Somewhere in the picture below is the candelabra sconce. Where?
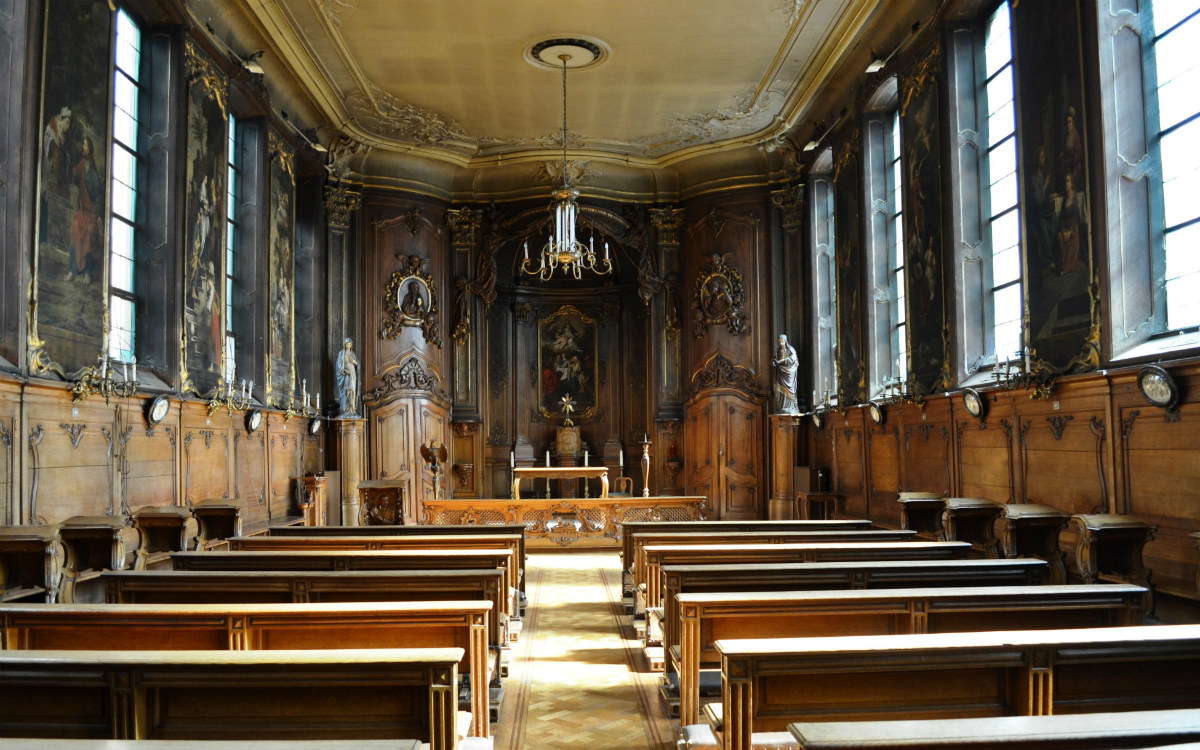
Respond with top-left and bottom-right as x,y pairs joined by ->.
207,377 -> 254,416
72,356 -> 138,405
990,348 -> 1056,400
284,379 -> 321,422
639,433 -> 651,498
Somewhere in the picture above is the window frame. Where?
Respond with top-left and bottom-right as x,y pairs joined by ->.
107,8 -> 142,365
809,150 -> 837,407
864,100 -> 906,397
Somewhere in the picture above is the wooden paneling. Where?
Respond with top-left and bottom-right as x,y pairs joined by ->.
867,423 -> 901,528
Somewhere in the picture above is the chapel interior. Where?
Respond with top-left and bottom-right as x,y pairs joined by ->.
1,0 -> 1200,747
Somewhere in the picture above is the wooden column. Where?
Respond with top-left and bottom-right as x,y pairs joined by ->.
768,414 -> 800,519
334,417 -> 365,526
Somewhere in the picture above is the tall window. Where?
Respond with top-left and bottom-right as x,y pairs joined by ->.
982,2 -> 1022,363
809,155 -> 837,406
224,113 -> 238,384
888,110 -> 907,384
1155,3 -> 1200,330
108,9 -> 141,363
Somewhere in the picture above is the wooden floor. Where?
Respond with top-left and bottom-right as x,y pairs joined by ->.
494,550 -> 675,750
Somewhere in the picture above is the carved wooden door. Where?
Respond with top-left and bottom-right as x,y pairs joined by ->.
685,391 -> 764,519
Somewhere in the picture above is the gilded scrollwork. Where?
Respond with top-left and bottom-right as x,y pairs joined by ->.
692,253 -> 749,338
363,355 -> 449,405
381,256 -> 441,347
184,39 -> 228,117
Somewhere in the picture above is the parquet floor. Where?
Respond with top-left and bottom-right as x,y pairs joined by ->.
493,550 -> 675,750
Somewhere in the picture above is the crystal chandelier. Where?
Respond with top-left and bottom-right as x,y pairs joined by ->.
522,51 -> 612,281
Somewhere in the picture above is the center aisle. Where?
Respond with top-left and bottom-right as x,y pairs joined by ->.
493,550 -> 676,750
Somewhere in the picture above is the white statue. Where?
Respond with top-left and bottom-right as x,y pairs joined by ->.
335,338 -> 360,417
772,334 -> 800,415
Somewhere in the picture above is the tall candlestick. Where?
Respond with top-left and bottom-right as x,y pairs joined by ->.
583,450 -> 588,466
545,451 -> 551,467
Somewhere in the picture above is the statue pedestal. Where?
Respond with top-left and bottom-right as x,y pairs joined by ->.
334,418 -> 366,527
768,414 -> 801,520
555,426 -> 580,498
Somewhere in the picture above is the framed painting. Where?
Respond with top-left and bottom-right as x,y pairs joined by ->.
537,305 -> 598,420
267,129 -> 295,408
31,0 -> 113,375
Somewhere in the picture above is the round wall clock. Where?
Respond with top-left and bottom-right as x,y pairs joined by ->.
246,408 -> 264,433
146,395 -> 170,426
868,401 -> 885,425
1137,365 -> 1179,410
308,417 -> 322,435
962,388 -> 986,420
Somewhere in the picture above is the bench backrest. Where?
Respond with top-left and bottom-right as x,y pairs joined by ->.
0,647 -> 462,748
620,520 -> 872,572
714,624 -> 1200,750
673,583 -> 1145,726
643,541 -> 970,609
170,548 -> 517,615
102,568 -> 507,646
0,600 -> 491,740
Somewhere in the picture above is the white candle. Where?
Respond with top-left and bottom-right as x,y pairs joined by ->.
101,357 -> 107,378
248,381 -> 254,399
583,450 -> 588,466
316,393 -> 320,411
619,448 -> 624,466
131,356 -> 137,381
523,241 -> 530,261
122,361 -> 128,382
604,241 -> 610,261
510,451 -> 515,468
545,451 -> 551,467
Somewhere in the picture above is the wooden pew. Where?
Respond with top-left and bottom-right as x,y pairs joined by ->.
707,624 -> 1200,750
0,600 -> 491,739
229,532 -> 522,592
171,548 -> 518,616
631,529 -> 916,604
0,647 -> 462,748
660,557 -> 1048,677
620,520 -> 873,580
643,541 -> 970,611
786,709 -> 1200,750
102,568 -> 507,647
269,523 -> 528,600
673,583 -> 1145,727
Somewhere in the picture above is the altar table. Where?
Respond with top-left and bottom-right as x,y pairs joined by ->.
511,466 -> 609,499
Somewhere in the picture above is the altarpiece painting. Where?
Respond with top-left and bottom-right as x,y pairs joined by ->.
538,305 -> 598,420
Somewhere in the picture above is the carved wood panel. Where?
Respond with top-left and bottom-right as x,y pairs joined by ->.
955,417 -> 1013,503
868,424 -> 902,527
182,418 -> 231,507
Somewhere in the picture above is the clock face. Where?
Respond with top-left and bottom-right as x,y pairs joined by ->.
963,388 -> 985,419
147,395 -> 169,425
869,402 -> 884,425
246,409 -> 263,433
309,418 -> 322,435
1138,366 -> 1178,409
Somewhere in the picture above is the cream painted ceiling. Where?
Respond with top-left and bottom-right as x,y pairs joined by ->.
232,0 -> 882,168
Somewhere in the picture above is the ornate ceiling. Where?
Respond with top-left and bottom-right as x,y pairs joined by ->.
209,0 -> 886,170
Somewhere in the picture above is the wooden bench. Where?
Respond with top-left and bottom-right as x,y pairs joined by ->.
0,647 -> 462,748
101,567 -> 508,647
707,624 -> 1200,750
673,583 -> 1145,727
269,523 -> 528,601
132,505 -> 199,567
190,498 -> 242,548
643,541 -> 970,611
620,520 -> 873,580
631,529 -> 916,607
0,599 -> 492,738
170,548 -> 519,617
660,557 -> 1048,668
787,709 -> 1200,750
230,532 -> 523,592
0,524 -> 64,603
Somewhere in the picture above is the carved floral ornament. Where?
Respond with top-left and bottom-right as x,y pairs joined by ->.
363,355 -> 449,406
692,253 -> 749,338
685,353 -> 768,401
382,256 -> 441,347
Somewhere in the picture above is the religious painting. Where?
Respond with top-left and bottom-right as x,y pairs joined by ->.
266,130 -> 295,408
382,255 -> 442,347
899,40 -> 950,395
833,129 -> 867,404
1013,0 -> 1097,372
691,252 -> 749,337
180,40 -> 228,394
537,305 -> 598,420
31,0 -> 113,375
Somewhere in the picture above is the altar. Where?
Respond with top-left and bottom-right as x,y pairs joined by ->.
419,495 -> 708,548
511,466 -> 609,500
